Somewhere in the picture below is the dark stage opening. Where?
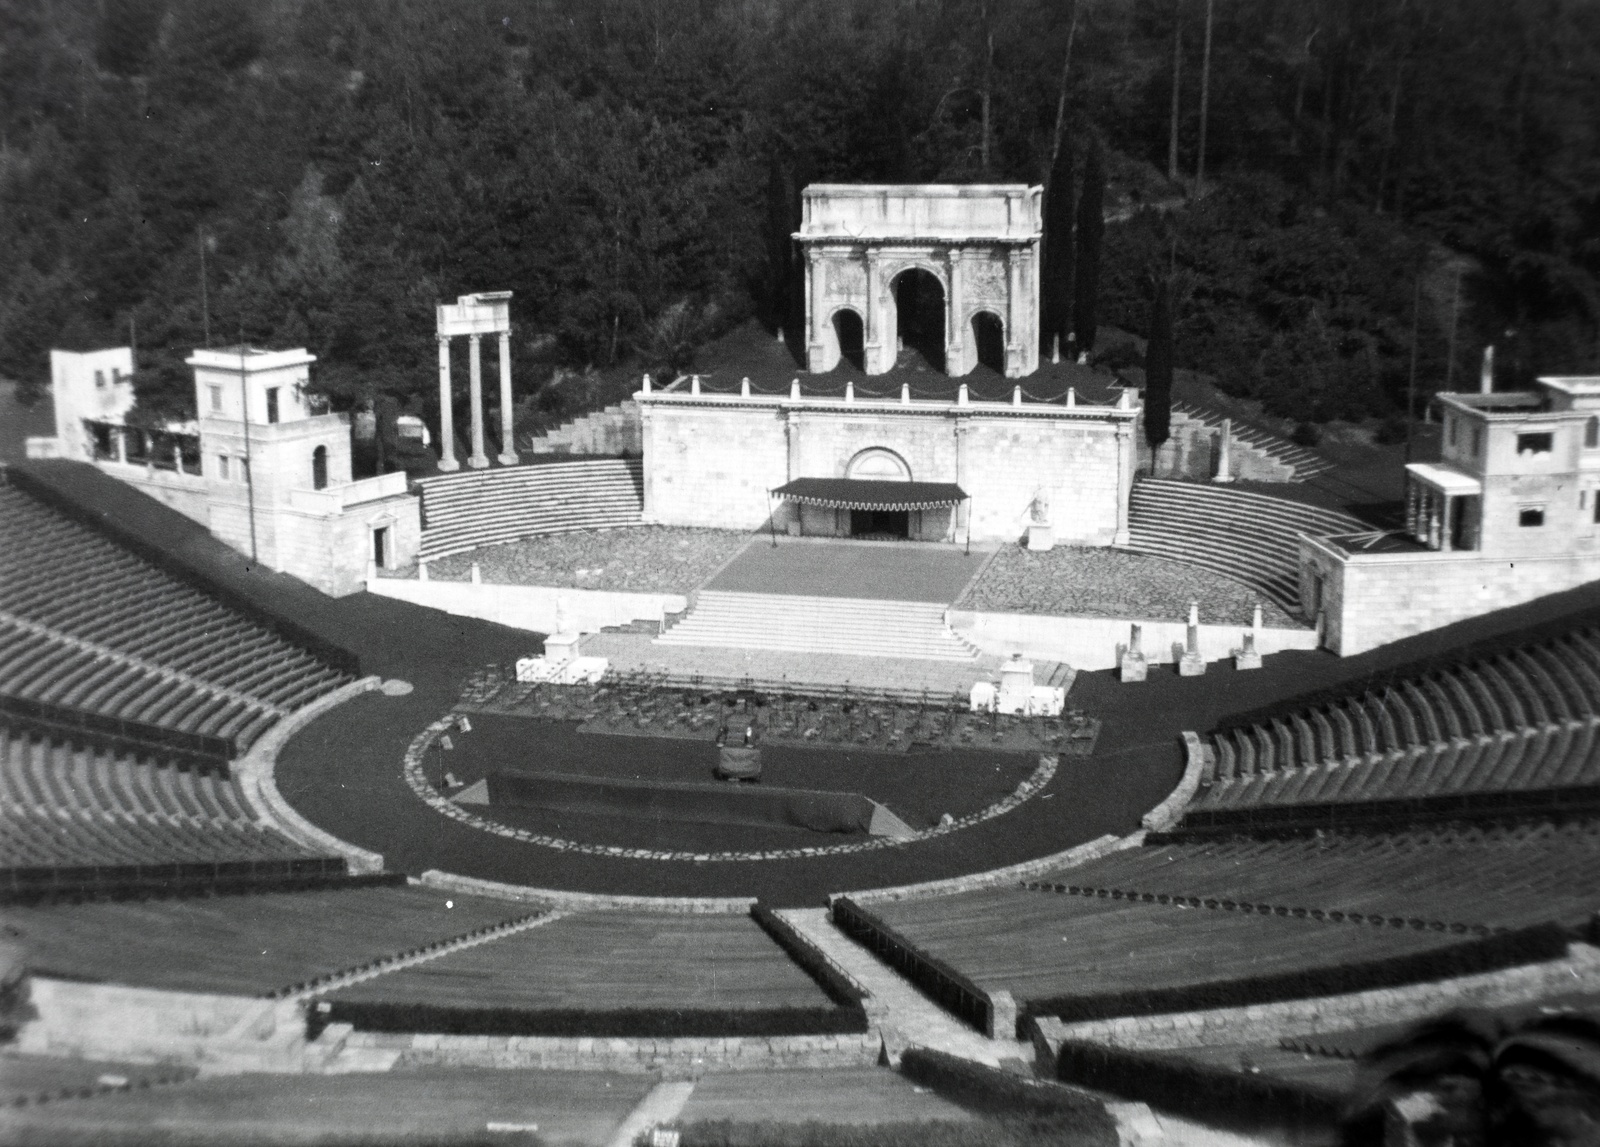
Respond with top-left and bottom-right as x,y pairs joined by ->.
832,309 -> 864,370
973,311 -> 1005,374
850,509 -> 910,539
893,268 -> 945,372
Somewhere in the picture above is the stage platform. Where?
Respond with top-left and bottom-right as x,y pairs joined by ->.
703,538 -> 993,603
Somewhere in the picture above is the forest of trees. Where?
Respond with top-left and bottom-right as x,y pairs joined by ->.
1,0 -> 1596,433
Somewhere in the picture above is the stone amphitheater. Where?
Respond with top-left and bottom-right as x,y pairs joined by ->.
7,346 -> 1600,1147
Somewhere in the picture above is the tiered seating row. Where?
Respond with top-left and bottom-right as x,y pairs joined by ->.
0,724 -> 341,895
0,617 -> 279,746
1125,479 -> 1365,616
416,458 -> 644,561
1195,716 -> 1600,817
0,483 -> 354,749
835,885 -> 1562,1030
7,886 -> 540,995
1025,819 -> 1600,936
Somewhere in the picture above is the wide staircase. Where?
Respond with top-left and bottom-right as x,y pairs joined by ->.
415,457 -> 643,561
523,401 -> 641,457
654,591 -> 980,662
1125,479 -> 1367,617
1170,401 -> 1335,480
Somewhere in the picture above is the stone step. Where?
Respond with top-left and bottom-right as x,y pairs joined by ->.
657,592 -> 978,662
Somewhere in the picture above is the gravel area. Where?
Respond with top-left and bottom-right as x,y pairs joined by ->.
424,526 -> 753,594
960,544 -> 1298,627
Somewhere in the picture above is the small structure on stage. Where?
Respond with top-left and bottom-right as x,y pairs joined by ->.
970,654 -> 1066,716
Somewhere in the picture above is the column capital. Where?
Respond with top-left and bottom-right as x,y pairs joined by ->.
467,332 -> 482,344
436,333 -> 452,346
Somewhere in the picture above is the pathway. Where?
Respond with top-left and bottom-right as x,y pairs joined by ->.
775,907 -> 1032,1069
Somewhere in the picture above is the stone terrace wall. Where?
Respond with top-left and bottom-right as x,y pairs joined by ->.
346,1029 -> 880,1073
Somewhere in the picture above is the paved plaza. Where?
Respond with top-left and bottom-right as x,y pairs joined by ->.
706,537 -> 994,602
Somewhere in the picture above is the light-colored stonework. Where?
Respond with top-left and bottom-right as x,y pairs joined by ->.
638,381 -> 1137,545
1305,375 -> 1600,655
796,185 -> 1042,378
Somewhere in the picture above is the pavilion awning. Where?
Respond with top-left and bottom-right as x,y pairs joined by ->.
771,477 -> 968,511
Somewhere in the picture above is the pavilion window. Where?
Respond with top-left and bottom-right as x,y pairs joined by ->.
1587,417 -> 1599,449
266,387 -> 280,424
1519,506 -> 1545,527
1517,432 -> 1554,455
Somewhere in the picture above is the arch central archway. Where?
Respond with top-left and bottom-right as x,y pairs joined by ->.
831,308 -> 864,371
972,311 -> 1006,375
891,268 -> 946,372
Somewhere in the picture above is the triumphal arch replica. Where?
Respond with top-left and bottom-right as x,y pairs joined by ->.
797,184 -> 1043,379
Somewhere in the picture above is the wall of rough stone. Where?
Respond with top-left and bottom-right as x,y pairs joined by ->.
346,1029 -> 880,1073
1302,539 -> 1600,655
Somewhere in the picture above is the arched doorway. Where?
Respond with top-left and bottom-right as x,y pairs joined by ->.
972,311 -> 1005,375
892,268 -> 945,372
846,447 -> 912,539
831,309 -> 864,371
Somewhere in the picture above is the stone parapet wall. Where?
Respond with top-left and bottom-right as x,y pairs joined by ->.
346,1029 -> 880,1073
93,460 -> 210,524
949,609 -> 1317,671
1027,942 -> 1600,1062
1303,539 -> 1600,655
418,870 -> 756,914
366,576 -> 684,637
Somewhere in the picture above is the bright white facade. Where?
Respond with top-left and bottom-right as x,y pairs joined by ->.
637,377 -> 1137,546
1302,376 -> 1600,654
796,185 -> 1043,379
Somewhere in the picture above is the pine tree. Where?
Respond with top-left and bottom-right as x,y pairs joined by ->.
1040,135 -> 1074,361
1144,277 -> 1174,453
1073,136 -> 1105,356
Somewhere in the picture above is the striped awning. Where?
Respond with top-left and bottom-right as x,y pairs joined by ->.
771,477 -> 968,511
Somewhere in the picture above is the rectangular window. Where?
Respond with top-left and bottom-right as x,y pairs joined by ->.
209,385 -> 223,412
94,370 -> 105,389
1446,416 -> 1457,447
1520,507 -> 1545,527
1472,425 -> 1483,456
1593,495 -> 1600,525
1517,432 -> 1554,454
265,387 -> 279,424
218,455 -> 230,480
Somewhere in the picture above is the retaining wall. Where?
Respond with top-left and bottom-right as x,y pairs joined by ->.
949,608 -> 1318,671
366,577 -> 685,637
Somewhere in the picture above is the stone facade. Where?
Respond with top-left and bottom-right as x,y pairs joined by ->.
1305,375 -> 1600,656
637,383 -> 1137,545
797,185 -> 1042,378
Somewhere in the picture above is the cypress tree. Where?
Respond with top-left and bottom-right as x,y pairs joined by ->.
764,155 -> 795,337
1073,136 -> 1105,355
1144,277 -> 1174,452
1040,136 -> 1074,361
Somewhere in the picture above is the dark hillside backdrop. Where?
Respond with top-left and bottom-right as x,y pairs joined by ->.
1,0 -> 1595,432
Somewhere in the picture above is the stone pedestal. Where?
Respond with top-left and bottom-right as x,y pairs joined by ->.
1119,623 -> 1147,683
997,655 -> 1035,714
1025,522 -> 1054,551
1234,630 -> 1262,671
544,631 -> 582,665
1178,621 -> 1207,676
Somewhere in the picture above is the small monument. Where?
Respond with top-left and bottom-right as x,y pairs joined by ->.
1178,600 -> 1207,676
544,595 -> 581,664
1120,623 -> 1148,683
997,654 -> 1035,714
1025,486 -> 1054,551
1213,418 -> 1235,483
1234,603 -> 1263,670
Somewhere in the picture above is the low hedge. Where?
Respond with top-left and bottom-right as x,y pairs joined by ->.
321,999 -> 869,1039
1026,922 -> 1569,1023
750,903 -> 866,1007
899,1048 -> 1110,1121
1056,1039 -> 1346,1129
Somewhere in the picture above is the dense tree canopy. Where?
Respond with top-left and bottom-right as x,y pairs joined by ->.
1,0 -> 1595,429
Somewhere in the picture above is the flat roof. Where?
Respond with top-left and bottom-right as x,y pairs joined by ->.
1537,376 -> 1600,396
1406,462 -> 1483,496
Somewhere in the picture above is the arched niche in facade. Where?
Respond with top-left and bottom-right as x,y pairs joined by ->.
846,446 -> 913,482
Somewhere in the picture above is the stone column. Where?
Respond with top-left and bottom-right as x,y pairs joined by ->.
1214,419 -> 1234,483
1113,423 -> 1135,546
1004,247 -> 1021,377
1441,494 -> 1454,552
496,331 -> 518,466
806,250 -> 825,372
946,249 -> 965,376
115,426 -> 127,464
785,410 -> 802,482
864,253 -> 881,373
1405,478 -> 1418,539
953,419 -> 970,540
466,333 -> 489,469
437,335 -> 459,471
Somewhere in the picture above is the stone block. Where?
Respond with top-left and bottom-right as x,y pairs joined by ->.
1119,651 -> 1147,682
1025,522 -> 1054,551
1178,651 -> 1207,677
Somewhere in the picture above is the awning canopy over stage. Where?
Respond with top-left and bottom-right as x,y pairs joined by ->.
771,478 -> 968,511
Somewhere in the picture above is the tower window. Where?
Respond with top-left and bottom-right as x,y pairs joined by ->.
312,445 -> 328,490
1517,432 -> 1554,454
265,387 -> 280,424
94,370 -> 106,389
1519,506 -> 1545,527
218,455 -> 230,480
1587,417 -> 1598,449
1472,425 -> 1483,456
209,385 -> 223,412
1446,416 -> 1457,447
